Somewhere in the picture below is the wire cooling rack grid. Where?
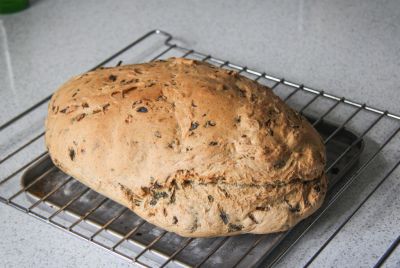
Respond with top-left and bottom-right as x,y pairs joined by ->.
0,30 -> 399,267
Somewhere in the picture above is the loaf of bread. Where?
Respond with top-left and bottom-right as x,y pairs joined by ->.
45,58 -> 327,237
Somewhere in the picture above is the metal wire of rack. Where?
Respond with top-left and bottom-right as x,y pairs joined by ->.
0,30 -> 399,267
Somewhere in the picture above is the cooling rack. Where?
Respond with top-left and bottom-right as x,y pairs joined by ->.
0,30 -> 399,268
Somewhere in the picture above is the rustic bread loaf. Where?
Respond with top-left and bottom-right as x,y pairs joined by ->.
45,58 -> 327,237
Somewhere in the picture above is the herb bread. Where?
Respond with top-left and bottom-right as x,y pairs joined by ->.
45,58 -> 327,237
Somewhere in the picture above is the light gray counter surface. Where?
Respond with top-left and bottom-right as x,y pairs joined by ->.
0,0 -> 399,267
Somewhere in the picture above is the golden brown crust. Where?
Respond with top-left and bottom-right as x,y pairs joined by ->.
45,58 -> 327,237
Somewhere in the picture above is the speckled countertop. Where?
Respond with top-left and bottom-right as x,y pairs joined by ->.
0,0 -> 399,267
